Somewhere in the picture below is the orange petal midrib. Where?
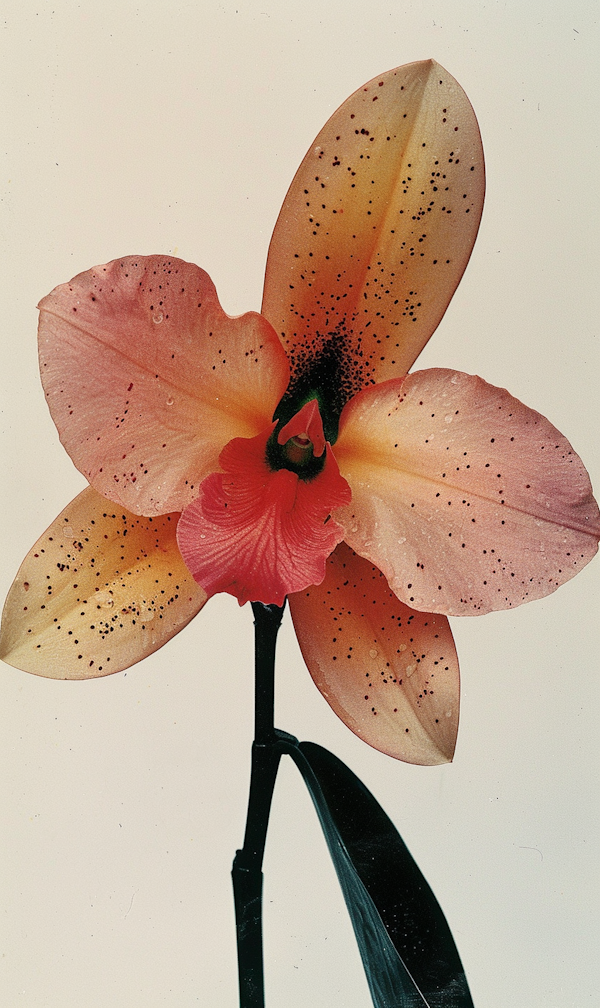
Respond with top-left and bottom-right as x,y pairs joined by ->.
337,453 -> 599,538
263,59 -> 483,347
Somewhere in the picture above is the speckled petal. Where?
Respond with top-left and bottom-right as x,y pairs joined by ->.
262,60 -> 484,404
289,543 -> 459,765
0,487 -> 207,679
334,370 -> 600,616
38,256 -> 290,516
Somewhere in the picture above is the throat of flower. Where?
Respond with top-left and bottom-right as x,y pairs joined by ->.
176,420 -> 351,607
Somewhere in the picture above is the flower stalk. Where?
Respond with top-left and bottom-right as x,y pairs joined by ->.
232,601 -> 286,1008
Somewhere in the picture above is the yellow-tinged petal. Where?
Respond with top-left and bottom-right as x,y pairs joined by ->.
262,60 -> 484,401
289,543 -> 459,765
0,487 -> 207,679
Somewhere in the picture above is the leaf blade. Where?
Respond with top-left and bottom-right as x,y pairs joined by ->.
286,739 -> 473,1007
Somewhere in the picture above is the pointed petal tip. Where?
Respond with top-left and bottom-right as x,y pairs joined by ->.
0,487 -> 207,680
262,60 -> 485,395
290,543 -> 460,765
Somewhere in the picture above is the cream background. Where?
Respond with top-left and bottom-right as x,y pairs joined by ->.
1,2 -> 598,1006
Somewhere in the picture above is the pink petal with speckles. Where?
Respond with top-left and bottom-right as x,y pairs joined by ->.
334,369 -> 600,616
38,256 -> 290,517
289,543 -> 459,765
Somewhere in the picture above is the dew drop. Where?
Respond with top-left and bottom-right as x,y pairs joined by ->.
62,525 -> 74,537
398,642 -> 407,652
444,414 -> 454,424
166,397 -> 174,406
369,648 -> 378,658
152,313 -> 163,324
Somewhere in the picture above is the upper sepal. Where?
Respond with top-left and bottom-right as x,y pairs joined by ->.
262,60 -> 484,403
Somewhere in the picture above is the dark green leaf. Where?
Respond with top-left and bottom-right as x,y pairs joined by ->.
282,738 -> 473,1008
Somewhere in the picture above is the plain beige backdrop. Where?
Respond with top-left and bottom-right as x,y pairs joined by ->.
1,2 -> 599,1006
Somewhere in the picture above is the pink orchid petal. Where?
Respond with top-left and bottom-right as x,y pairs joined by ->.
334,370 -> 600,616
277,398 -> 326,457
262,60 -> 484,400
289,543 -> 459,765
177,427 -> 351,607
38,256 -> 290,516
0,487 -> 207,679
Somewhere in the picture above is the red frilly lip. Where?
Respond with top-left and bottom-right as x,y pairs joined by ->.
177,409 -> 351,606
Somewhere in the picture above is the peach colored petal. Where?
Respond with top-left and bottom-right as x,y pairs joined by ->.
262,60 -> 484,405
38,256 -> 290,516
0,487 -> 207,679
334,370 -> 600,616
289,543 -> 459,765
177,427 -> 351,607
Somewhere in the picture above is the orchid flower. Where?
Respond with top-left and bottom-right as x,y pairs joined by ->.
1,61 -> 598,770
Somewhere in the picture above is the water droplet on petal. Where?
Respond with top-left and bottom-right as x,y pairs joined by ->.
152,313 -> 163,324
166,397 -> 174,406
444,414 -> 453,424
62,525 -> 74,537
398,642 -> 407,652
369,648 -> 378,658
